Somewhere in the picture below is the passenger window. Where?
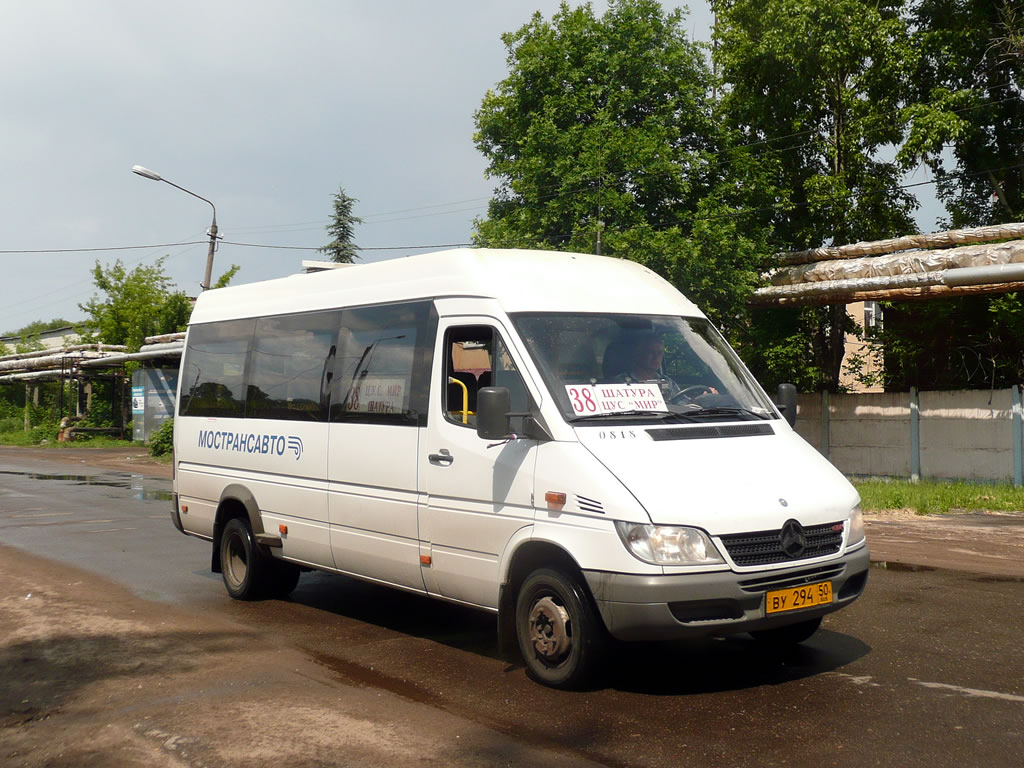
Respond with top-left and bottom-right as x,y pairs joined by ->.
246,311 -> 340,422
444,326 -> 530,429
179,319 -> 254,417
330,301 -> 435,426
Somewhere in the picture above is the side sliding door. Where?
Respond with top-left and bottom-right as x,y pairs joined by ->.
327,300 -> 436,591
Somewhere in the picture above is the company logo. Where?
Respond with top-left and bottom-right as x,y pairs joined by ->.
779,519 -> 807,559
197,429 -> 304,460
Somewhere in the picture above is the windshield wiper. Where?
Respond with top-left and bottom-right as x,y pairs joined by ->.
690,406 -> 772,421
569,410 -> 699,423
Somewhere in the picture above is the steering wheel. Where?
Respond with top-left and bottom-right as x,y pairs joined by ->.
670,384 -> 714,403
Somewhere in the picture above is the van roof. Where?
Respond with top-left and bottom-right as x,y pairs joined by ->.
188,248 -> 704,324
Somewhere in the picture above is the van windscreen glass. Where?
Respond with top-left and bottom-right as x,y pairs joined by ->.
511,313 -> 776,423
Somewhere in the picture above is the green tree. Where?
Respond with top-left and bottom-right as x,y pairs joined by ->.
320,187 -> 362,263
713,0 -> 918,391
902,0 -> 1024,227
869,0 -> 1024,390
3,318 -> 77,337
212,263 -> 241,289
79,257 -> 191,351
473,0 -> 777,338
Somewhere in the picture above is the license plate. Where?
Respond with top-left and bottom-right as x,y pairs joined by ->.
765,580 -> 833,614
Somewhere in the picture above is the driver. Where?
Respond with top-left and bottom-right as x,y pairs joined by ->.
616,333 -> 680,399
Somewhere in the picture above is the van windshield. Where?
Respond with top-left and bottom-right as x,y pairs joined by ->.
511,313 -> 777,424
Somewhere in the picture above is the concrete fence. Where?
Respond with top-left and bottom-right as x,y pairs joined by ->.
794,387 -> 1024,485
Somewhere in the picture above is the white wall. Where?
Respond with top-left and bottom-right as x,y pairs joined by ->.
795,388 -> 1023,484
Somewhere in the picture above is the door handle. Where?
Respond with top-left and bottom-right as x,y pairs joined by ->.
429,448 -> 454,466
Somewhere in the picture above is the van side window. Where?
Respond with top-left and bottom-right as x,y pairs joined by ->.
179,319 -> 255,417
444,326 -> 529,429
330,301 -> 435,426
246,310 -> 341,422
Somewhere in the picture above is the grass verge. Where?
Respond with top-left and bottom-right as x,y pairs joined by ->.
0,431 -> 140,449
853,478 -> 1024,515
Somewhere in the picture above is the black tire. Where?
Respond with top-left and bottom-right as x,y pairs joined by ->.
750,616 -> 822,646
515,568 -> 606,689
219,517 -> 270,600
270,560 -> 302,598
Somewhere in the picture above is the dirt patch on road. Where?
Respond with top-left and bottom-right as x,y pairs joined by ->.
0,545 -> 600,768
864,510 -> 1024,578
0,445 -> 170,479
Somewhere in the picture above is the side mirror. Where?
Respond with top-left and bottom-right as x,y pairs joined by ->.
776,383 -> 797,427
477,386 -> 511,440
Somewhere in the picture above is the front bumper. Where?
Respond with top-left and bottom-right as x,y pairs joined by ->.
583,545 -> 869,641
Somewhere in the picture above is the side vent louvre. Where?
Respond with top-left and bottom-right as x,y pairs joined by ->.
576,495 -> 605,514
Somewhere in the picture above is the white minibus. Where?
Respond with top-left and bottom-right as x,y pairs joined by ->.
171,248 -> 868,687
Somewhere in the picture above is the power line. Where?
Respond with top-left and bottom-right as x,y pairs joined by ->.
0,241 -> 207,255
221,240 -> 474,252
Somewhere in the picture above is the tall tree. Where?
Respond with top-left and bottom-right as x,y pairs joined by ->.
874,0 -> 1024,390
902,0 -> 1024,227
713,0 -> 918,390
320,186 -> 362,263
474,0 -> 777,338
79,257 -> 191,351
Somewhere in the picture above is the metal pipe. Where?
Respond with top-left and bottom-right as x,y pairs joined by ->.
941,262 -> 1024,287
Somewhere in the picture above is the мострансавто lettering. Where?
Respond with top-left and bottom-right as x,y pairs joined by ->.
198,430 -> 287,456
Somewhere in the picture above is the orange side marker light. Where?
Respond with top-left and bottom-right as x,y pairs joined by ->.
545,491 -> 567,510
279,524 -> 288,535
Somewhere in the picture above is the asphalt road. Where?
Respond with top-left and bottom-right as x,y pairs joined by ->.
2,448 -> 1023,767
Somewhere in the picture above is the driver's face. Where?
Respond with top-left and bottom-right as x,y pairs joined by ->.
637,340 -> 664,371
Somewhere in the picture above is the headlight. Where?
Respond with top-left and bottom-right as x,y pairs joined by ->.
847,505 -> 865,546
615,521 -> 724,565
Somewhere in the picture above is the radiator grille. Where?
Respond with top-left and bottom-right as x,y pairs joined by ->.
720,522 -> 843,566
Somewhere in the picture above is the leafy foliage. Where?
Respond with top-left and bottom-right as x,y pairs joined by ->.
474,0 -> 776,342
902,0 -> 1024,227
713,0 -> 919,390
3,318 -> 77,338
878,0 -> 1024,388
79,257 -> 191,351
878,294 -> 1024,389
148,417 -> 174,457
320,187 -> 362,263
212,264 -> 241,289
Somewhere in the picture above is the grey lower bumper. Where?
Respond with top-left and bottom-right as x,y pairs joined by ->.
583,546 -> 870,642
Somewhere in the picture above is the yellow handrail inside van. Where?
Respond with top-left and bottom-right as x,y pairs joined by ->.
448,376 -> 469,424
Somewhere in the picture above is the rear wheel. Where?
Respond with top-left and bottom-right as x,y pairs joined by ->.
219,517 -> 270,600
515,568 -> 605,689
751,616 -> 822,646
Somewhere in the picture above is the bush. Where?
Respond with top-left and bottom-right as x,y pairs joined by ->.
149,418 -> 174,457
0,415 -> 23,433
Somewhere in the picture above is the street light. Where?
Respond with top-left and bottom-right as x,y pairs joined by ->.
132,165 -> 219,291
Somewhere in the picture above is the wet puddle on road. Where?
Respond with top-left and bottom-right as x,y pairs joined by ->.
0,470 -> 173,501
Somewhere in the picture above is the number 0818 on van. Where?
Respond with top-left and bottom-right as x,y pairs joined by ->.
170,248 -> 869,688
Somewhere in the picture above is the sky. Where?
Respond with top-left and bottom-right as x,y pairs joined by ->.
1,1 -> 939,336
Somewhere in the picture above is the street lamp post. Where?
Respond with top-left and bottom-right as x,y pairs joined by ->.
132,165 -> 219,291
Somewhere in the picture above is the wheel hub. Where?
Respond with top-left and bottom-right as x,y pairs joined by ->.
528,596 -> 572,661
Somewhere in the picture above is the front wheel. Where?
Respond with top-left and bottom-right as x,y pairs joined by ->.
515,568 -> 606,688
219,517 -> 270,600
750,616 -> 822,646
